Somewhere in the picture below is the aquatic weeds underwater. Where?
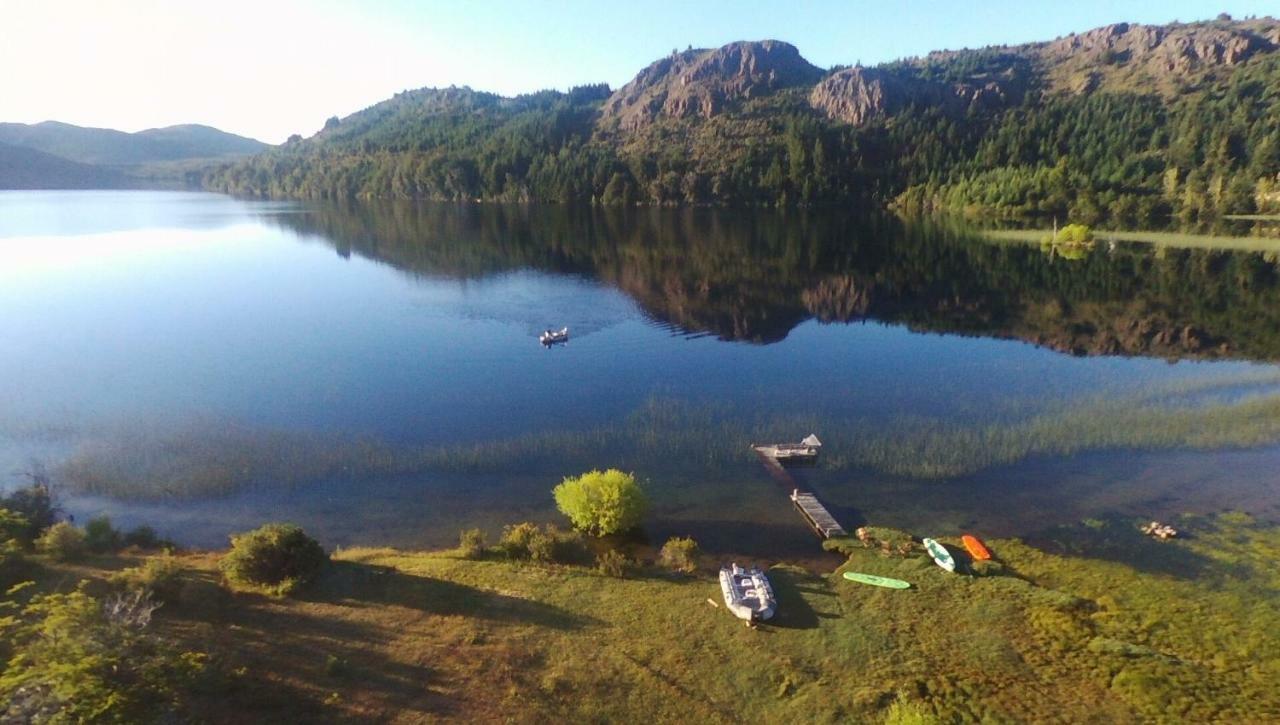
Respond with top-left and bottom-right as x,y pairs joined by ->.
53,373 -> 1280,500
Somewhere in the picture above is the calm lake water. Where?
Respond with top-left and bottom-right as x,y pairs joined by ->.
3,190 -> 1280,560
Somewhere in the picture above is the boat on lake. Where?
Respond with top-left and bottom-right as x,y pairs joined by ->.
539,327 -> 569,345
922,538 -> 956,572
719,564 -> 776,621
842,571 -> 911,589
751,434 -> 822,463
961,535 -> 991,560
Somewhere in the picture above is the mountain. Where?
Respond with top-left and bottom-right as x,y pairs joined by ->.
0,141 -> 124,189
205,16 -> 1280,223
0,121 -> 267,165
600,40 -> 822,131
0,121 -> 269,190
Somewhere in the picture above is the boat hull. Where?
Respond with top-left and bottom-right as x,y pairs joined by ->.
962,535 -> 992,560
719,565 -> 776,621
922,538 -> 956,572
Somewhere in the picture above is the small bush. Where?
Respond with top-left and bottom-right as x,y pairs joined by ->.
458,528 -> 486,559
112,553 -> 184,602
123,525 -> 164,549
659,536 -> 700,573
0,508 -> 28,546
499,522 -> 586,564
498,522 -> 541,559
84,515 -> 122,553
595,548 -> 630,578
219,523 -> 327,596
36,521 -> 86,561
553,469 -> 647,536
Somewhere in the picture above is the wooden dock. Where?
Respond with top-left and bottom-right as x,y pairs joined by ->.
789,489 -> 847,539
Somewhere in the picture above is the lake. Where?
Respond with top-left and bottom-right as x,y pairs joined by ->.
3,190 -> 1280,560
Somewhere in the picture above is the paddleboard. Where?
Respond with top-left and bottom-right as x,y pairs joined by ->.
922,538 -> 956,572
843,571 -> 911,589
962,534 -> 992,560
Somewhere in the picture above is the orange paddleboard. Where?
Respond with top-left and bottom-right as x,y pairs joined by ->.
962,535 -> 991,560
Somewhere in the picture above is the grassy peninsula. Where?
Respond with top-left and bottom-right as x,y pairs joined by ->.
4,506 -> 1279,722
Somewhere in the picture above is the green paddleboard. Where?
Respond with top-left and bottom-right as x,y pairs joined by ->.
843,571 -> 911,589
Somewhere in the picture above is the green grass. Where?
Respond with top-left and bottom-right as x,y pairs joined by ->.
986,227 -> 1280,252
14,512 -> 1280,722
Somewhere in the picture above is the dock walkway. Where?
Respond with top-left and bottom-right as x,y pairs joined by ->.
789,489 -> 847,539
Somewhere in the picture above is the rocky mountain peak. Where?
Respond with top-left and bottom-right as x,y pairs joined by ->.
601,40 -> 822,131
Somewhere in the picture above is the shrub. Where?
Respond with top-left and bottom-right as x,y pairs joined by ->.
0,508 -> 29,547
0,582 -> 205,723
219,523 -> 327,596
458,528 -> 486,559
595,548 -> 630,578
84,515 -> 122,553
498,522 -> 541,559
111,553 -> 184,602
123,525 -> 163,549
498,522 -> 586,564
553,469 -> 648,536
659,536 -> 700,574
1,484 -> 57,544
36,521 -> 86,561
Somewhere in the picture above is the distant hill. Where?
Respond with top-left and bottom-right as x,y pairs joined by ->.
0,121 -> 269,190
0,141 -> 124,189
0,121 -> 268,165
206,16 -> 1280,223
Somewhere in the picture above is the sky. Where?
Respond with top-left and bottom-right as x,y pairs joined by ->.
1,0 -> 1275,144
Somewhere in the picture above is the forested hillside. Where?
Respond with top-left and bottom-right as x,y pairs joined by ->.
205,16 -> 1280,222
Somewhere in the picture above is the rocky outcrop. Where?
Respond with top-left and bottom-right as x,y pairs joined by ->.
809,62 -> 1028,126
601,40 -> 822,131
1045,21 -> 1276,76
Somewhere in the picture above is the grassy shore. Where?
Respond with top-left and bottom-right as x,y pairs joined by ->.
14,512 -> 1280,722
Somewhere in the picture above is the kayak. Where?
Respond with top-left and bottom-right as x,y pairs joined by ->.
962,534 -> 992,560
843,571 -> 911,589
922,538 -> 956,572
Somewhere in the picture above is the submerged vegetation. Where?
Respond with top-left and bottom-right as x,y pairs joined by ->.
53,372 -> 1280,503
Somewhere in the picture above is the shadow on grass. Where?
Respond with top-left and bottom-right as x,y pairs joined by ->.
1023,514 -> 1217,580
302,560 -> 599,630
766,566 -> 839,630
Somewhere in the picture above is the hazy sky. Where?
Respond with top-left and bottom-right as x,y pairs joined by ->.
1,0 -> 1274,144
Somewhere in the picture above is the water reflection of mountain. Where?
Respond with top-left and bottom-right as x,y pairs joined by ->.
262,201 -> 1280,360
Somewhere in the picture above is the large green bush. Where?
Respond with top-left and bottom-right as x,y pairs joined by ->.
219,523 -> 327,596
552,469 -> 648,536
35,522 -> 86,562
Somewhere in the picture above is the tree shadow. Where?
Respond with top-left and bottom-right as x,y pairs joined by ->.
300,560 -> 599,630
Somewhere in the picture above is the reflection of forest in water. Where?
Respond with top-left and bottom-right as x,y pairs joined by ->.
264,201 -> 1280,360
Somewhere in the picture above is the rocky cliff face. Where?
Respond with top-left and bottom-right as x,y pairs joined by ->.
808,62 -> 1028,126
1045,21 -> 1275,74
600,40 -> 822,131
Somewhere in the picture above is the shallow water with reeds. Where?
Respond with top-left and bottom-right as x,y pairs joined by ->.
3,191 -> 1280,560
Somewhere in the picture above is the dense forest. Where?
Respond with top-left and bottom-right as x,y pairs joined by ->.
205,17 -> 1280,222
